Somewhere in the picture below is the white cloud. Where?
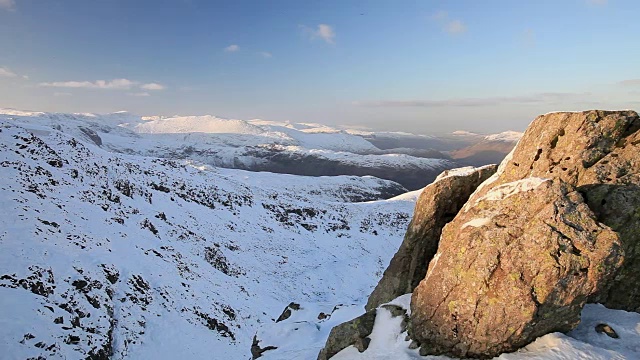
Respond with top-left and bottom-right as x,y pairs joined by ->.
0,0 -> 16,11
445,20 -> 466,34
0,66 -> 29,80
224,44 -> 240,52
0,67 -> 17,77
53,92 -> 72,97
140,82 -> 166,90
317,24 -> 335,44
430,11 -> 466,36
129,92 -> 151,97
259,51 -> 273,58
38,78 -> 137,90
301,24 -> 336,44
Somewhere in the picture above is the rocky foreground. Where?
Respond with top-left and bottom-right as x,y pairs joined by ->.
319,110 -> 640,359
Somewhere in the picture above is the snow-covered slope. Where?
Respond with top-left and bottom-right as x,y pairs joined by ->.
0,121 -> 416,359
258,295 -> 640,360
0,109 -> 458,191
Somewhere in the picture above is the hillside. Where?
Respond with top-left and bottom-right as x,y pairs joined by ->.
450,131 -> 523,166
0,120 -> 416,359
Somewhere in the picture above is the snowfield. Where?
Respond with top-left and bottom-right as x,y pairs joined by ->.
0,121 -> 415,359
483,130 -> 523,143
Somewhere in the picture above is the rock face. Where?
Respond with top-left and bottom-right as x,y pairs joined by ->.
365,165 -> 497,311
582,183 -> 640,311
410,178 -> 623,358
464,110 -> 640,312
409,110 -> 640,358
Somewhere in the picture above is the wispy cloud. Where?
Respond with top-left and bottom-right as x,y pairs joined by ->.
0,66 -> 17,77
0,0 -> 16,11
301,24 -> 336,44
618,79 -> 640,87
354,92 -> 595,108
430,11 -> 466,35
259,51 -> 273,58
38,78 -> 167,92
38,78 -> 137,90
128,92 -> 151,97
140,82 -> 166,90
224,44 -> 240,52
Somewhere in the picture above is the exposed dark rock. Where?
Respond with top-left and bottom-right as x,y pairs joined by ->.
242,145 -> 458,191
251,334 -> 278,359
595,323 -> 619,338
366,165 -> 497,311
276,302 -> 301,323
78,126 -> 103,146
194,310 -> 235,340
317,310 -> 376,360
65,335 -> 80,345
353,337 -> 371,352
72,279 -> 88,290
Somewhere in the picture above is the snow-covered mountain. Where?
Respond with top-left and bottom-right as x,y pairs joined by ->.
0,109 -> 459,191
0,120 -> 416,359
483,130 -> 524,142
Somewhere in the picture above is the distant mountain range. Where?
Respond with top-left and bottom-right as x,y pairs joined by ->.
0,109 -> 522,191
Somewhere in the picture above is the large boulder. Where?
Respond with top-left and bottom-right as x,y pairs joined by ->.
365,165 -> 497,311
463,110 -> 640,312
410,178 -> 623,358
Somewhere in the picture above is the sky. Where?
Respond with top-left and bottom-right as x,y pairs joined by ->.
0,0 -> 639,134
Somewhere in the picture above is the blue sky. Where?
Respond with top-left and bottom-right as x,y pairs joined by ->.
0,0 -> 639,133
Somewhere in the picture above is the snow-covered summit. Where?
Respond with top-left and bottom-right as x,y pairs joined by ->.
484,130 -> 524,142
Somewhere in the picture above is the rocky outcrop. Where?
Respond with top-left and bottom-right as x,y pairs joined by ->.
365,165 -> 497,311
408,110 -> 640,358
317,310 -> 376,360
410,178 -> 623,358
463,110 -> 640,312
